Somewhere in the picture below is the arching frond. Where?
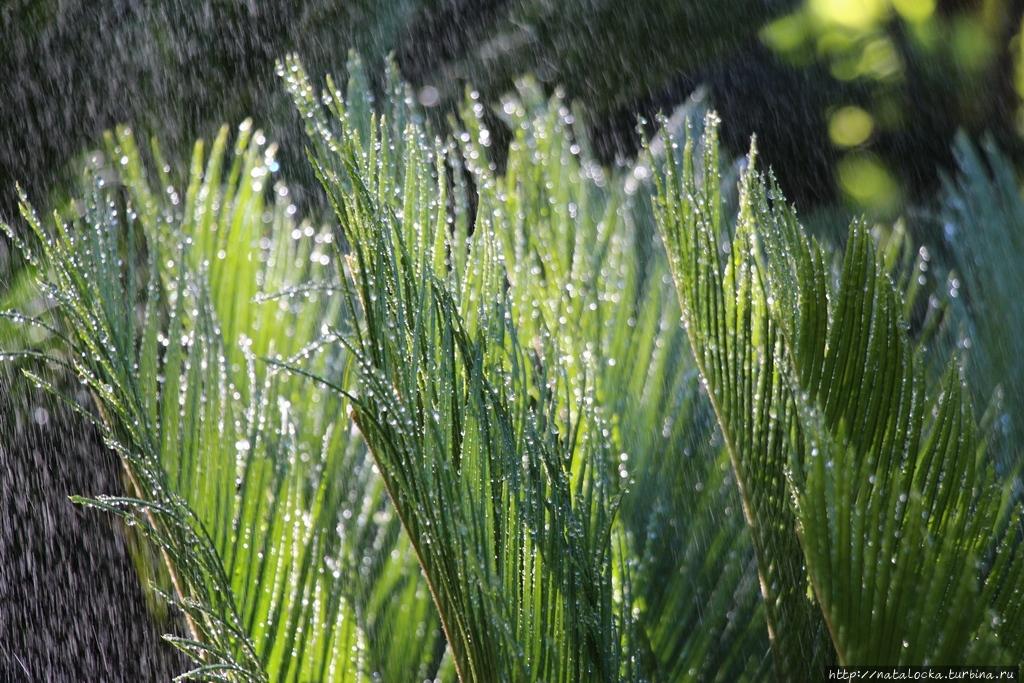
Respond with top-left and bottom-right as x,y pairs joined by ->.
652,116 -> 835,679
2,118 -> 442,682
460,84 -> 771,681
652,113 -> 1024,668
283,54 -> 639,683
939,134 -> 1024,475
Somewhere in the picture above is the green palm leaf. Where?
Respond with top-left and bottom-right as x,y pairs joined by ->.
459,84 -> 771,681
283,55 -> 640,683
12,45 -> 1024,683
652,115 -> 835,679
939,133 -> 1024,475
652,112 -> 1024,668
2,115 -> 442,681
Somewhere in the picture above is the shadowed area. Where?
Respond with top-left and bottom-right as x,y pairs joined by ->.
0,373 -> 187,682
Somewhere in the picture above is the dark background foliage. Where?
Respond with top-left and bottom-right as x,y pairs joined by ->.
3,0 -> 1022,224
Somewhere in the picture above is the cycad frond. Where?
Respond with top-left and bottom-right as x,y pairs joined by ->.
652,113 -> 1024,668
283,55 -> 637,683
939,134 -> 1024,474
652,115 -> 835,679
460,84 -> 771,680
2,117 -> 441,681
13,48 -> 1024,683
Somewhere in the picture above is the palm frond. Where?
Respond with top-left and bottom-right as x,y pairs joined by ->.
652,112 -> 1024,667
2,116 -> 441,681
12,44 -> 1024,683
282,55 -> 641,683
938,134 -> 1024,475
459,84 -> 771,680
651,115 -> 835,679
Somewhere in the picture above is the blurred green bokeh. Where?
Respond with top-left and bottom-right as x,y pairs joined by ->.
2,0 -> 1022,229
762,0 -> 1024,215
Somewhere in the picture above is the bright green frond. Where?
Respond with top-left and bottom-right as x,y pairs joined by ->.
2,117 -> 442,681
283,55 -> 638,683
460,82 -> 771,681
652,115 -> 836,679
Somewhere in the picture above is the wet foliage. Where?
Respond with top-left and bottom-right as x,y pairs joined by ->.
4,46 -> 1024,682
652,114 -> 1024,670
